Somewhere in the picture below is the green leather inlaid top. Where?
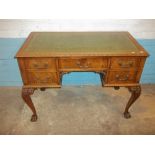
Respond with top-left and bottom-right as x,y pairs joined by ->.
24,32 -> 140,53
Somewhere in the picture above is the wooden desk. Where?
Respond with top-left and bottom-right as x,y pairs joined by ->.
15,32 -> 149,122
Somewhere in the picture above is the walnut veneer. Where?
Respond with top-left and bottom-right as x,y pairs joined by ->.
15,32 -> 149,122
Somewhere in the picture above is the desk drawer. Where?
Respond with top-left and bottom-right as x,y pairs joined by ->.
59,58 -> 108,70
26,71 -> 58,85
107,70 -> 137,84
110,57 -> 139,69
24,58 -> 57,71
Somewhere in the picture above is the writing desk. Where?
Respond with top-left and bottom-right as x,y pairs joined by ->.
15,32 -> 149,122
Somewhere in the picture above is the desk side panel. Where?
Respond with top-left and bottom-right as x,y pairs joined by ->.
17,58 -> 28,85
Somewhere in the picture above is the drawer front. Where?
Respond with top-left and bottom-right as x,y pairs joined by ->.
26,71 -> 59,85
59,58 -> 108,70
107,71 -> 137,84
110,57 -> 139,69
24,58 -> 57,70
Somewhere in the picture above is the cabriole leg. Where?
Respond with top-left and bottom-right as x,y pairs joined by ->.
124,86 -> 141,119
22,88 -> 38,122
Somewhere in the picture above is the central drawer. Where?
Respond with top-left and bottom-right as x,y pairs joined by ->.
59,57 -> 108,70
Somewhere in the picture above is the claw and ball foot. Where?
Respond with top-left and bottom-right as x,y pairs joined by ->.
124,86 -> 141,119
124,112 -> 131,119
22,88 -> 38,122
31,114 -> 38,122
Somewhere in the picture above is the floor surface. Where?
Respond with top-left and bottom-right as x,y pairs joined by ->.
0,85 -> 155,135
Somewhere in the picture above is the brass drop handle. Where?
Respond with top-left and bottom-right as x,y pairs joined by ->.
33,63 -> 39,68
76,61 -> 83,68
35,77 -> 51,82
115,74 -> 129,81
118,61 -> 133,68
76,60 -> 90,68
43,63 -> 48,68
84,62 -> 90,68
35,77 -> 40,81
45,77 -> 51,81
33,63 -> 48,69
